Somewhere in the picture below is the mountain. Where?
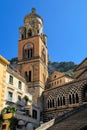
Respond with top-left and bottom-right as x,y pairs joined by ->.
48,61 -> 77,76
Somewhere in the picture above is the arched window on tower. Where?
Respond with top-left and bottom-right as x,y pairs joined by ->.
22,34 -> 24,40
25,71 -> 32,82
23,43 -> 33,59
28,29 -> 32,37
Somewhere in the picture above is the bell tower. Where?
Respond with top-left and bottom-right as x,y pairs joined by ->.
18,8 -> 48,110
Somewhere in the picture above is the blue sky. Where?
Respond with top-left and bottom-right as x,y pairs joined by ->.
0,0 -> 87,64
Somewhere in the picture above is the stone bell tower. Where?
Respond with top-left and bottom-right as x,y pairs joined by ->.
18,8 -> 48,110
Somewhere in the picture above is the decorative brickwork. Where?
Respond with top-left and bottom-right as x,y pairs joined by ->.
43,58 -> 87,122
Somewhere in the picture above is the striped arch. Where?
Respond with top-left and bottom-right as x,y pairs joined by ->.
56,93 -> 66,107
47,96 -> 55,109
68,88 -> 79,104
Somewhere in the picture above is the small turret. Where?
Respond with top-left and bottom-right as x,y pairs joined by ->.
19,27 -> 26,40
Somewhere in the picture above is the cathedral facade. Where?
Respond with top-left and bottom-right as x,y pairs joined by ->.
17,8 -> 87,123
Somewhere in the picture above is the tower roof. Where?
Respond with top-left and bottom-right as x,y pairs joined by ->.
24,8 -> 43,23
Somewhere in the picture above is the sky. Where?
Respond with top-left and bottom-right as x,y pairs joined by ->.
0,0 -> 87,64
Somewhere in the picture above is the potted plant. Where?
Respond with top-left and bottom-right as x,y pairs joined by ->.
1,106 -> 16,120
1,106 -> 16,130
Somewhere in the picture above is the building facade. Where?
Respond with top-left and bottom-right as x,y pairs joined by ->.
46,71 -> 73,89
43,58 -> 87,122
4,65 -> 32,107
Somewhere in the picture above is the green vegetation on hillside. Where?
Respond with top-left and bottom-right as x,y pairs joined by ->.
48,61 -> 77,76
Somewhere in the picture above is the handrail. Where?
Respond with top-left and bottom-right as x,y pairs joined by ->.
35,119 -> 55,130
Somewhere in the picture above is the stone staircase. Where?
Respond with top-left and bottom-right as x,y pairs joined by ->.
47,104 -> 87,130
36,104 -> 87,130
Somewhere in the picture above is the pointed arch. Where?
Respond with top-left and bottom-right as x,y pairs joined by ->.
47,96 -> 55,108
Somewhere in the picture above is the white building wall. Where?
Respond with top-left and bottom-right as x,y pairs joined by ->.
4,68 -> 32,107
